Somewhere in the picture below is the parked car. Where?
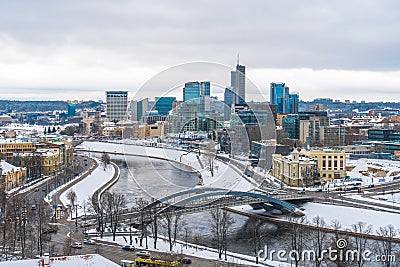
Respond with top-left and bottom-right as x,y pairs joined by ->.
136,251 -> 151,258
122,245 -> 135,251
270,190 -> 278,195
83,238 -> 96,245
367,184 -> 375,188
297,190 -> 306,194
178,257 -> 192,264
70,242 -> 83,249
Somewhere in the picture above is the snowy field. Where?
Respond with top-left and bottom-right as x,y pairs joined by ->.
59,159 -> 116,218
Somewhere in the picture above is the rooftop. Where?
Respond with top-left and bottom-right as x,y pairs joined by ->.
0,254 -> 118,267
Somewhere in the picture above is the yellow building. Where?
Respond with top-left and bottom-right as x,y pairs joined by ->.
1,161 -> 27,191
303,149 -> 346,181
272,149 -> 318,187
0,139 -> 36,161
138,124 -> 163,139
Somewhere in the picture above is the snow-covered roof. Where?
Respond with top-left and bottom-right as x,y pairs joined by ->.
0,254 -> 119,267
1,161 -> 19,175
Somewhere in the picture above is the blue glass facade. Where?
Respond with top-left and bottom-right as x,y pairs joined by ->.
270,83 -> 298,114
67,104 -> 76,117
183,81 -> 210,102
183,82 -> 201,102
154,97 -> 176,116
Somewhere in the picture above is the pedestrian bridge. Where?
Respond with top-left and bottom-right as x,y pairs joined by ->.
142,187 -> 309,217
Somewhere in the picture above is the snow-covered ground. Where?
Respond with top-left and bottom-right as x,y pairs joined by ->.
0,254 -> 118,267
346,193 -> 400,209
78,141 -> 254,192
346,158 -> 400,186
235,202 -> 400,233
93,234 -> 290,267
59,159 -> 116,218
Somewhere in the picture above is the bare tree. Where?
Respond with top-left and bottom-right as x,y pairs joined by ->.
301,166 -> 320,187
102,192 -> 127,241
209,208 -> 235,260
328,220 -> 352,267
101,152 -> 111,170
204,141 -> 216,176
351,222 -> 372,267
287,216 -> 307,267
375,225 -> 397,267
159,206 -> 183,251
309,216 -> 327,267
66,190 -> 77,218
133,198 -> 149,248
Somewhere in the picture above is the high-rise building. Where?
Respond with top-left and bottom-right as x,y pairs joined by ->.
288,93 -> 299,114
270,82 -> 288,114
153,97 -> 176,116
131,98 -> 149,122
183,81 -> 210,102
270,83 -> 298,114
183,82 -> 201,102
200,81 -> 210,97
67,104 -> 76,117
106,91 -> 128,122
231,62 -> 246,105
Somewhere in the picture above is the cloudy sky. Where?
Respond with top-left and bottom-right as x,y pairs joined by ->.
0,0 -> 399,101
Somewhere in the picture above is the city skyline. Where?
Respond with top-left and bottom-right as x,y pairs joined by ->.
0,1 -> 400,101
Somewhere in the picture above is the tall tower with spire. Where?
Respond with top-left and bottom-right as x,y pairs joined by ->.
230,55 -> 246,105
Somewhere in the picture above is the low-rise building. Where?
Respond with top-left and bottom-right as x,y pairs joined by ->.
1,160 -> 27,191
303,149 -> 346,181
272,149 -> 318,187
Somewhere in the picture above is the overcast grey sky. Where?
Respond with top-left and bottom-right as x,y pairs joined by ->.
0,0 -> 399,101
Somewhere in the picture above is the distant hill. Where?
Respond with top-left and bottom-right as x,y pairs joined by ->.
0,100 -> 103,112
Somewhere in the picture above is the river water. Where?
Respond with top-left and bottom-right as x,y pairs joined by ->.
107,155 -> 292,257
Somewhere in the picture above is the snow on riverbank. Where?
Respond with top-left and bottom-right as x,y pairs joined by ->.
235,201 -> 400,233
59,159 -> 116,218
78,141 -> 254,192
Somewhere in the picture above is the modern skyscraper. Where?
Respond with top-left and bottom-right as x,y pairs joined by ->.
288,93 -> 299,114
183,81 -> 210,102
230,60 -> 246,105
153,97 -> 176,115
131,98 -> 149,121
67,104 -> 76,117
200,81 -> 210,97
106,91 -> 128,122
270,83 -> 298,114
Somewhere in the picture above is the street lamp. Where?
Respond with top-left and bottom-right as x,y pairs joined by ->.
21,205 -> 27,259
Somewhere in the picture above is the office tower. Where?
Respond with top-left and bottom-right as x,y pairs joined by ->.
288,93 -> 299,114
183,82 -> 201,102
67,104 -> 76,117
270,83 -> 298,114
153,97 -> 176,115
200,81 -> 210,97
270,82 -> 288,114
131,98 -> 149,121
230,60 -> 246,105
106,91 -> 128,122
183,81 -> 210,102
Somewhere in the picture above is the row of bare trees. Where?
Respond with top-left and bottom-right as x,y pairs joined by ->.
246,215 -> 400,267
0,196 -> 55,261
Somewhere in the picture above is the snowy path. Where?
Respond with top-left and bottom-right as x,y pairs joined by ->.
59,159 -> 116,218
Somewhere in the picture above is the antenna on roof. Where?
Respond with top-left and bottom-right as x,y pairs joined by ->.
237,53 -> 240,66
